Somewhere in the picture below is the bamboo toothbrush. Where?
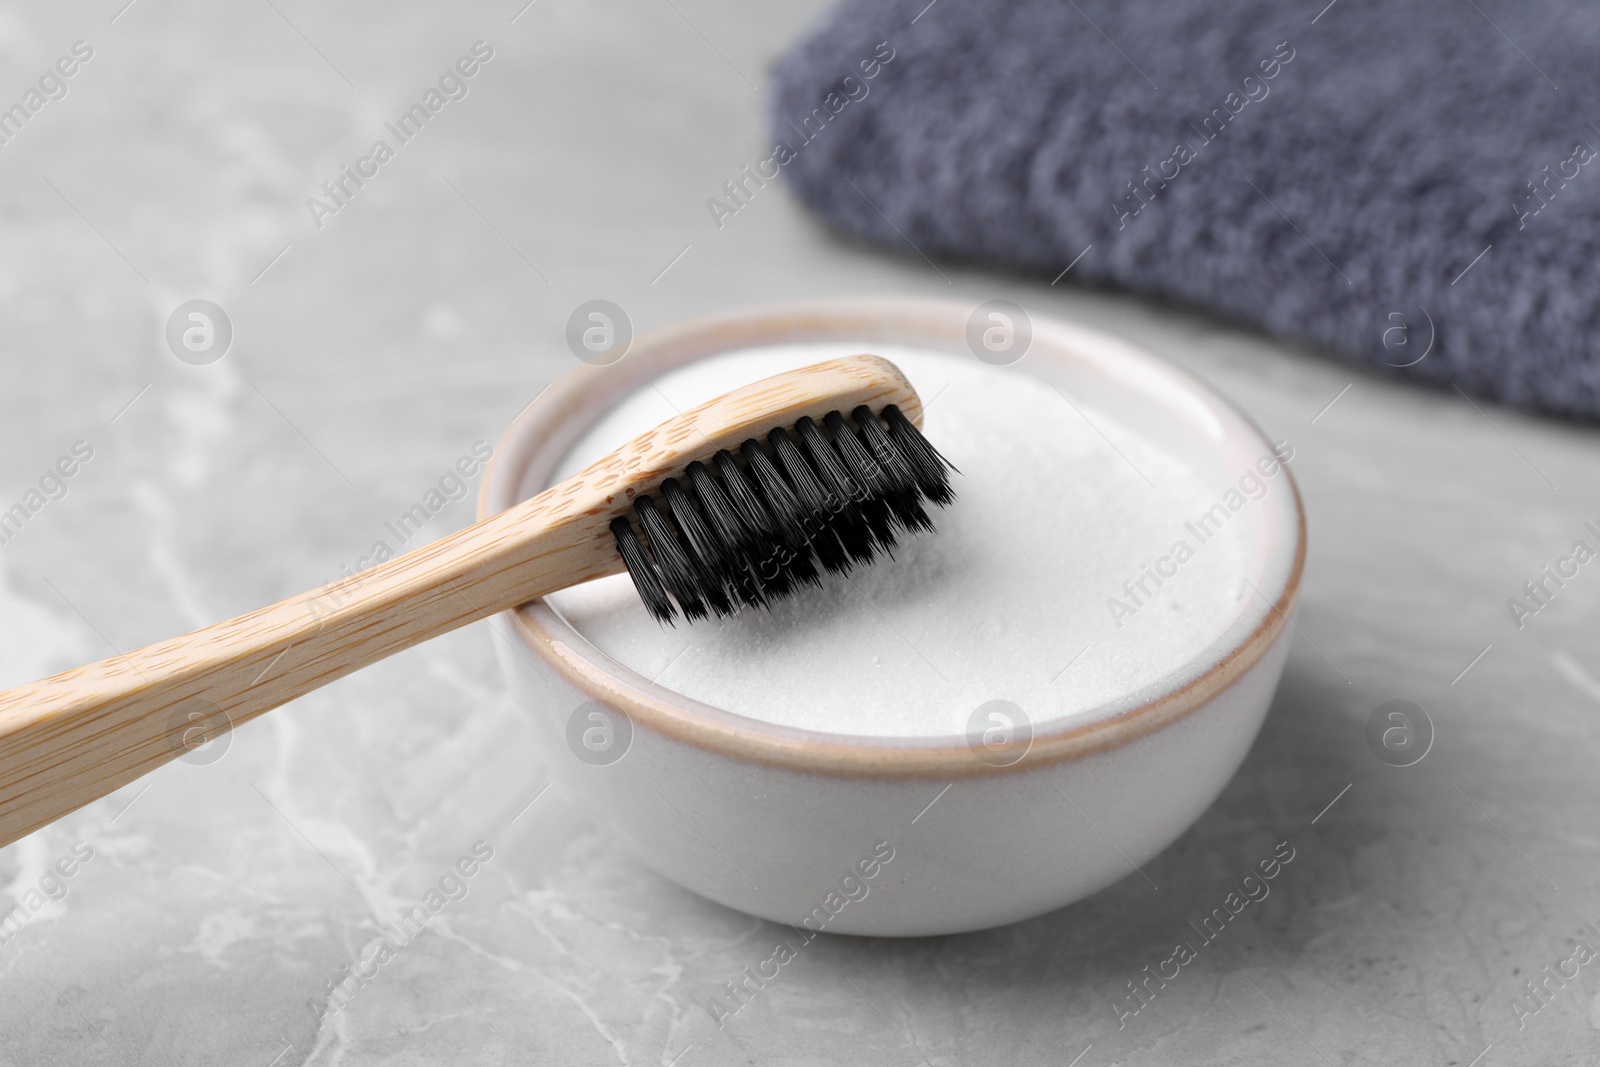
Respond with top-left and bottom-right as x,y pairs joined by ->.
0,354 -> 954,848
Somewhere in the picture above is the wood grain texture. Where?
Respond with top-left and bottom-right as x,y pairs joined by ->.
0,354 -> 919,847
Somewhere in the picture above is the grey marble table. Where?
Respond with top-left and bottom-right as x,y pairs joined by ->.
1,2 -> 1597,1064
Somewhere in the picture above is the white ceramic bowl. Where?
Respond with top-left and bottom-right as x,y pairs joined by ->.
480,299 -> 1304,937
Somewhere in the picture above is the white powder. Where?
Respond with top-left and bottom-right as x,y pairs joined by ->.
545,343 -> 1249,738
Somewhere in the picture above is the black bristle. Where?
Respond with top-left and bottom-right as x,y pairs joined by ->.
609,517 -> 676,624
823,410 -> 903,545
715,449 -> 817,593
610,406 -> 956,624
634,495 -> 708,621
660,478 -> 736,617
882,404 -> 956,506
768,427 -> 855,574
850,405 -> 933,533
685,461 -> 768,607
795,415 -> 884,562
737,440 -> 828,587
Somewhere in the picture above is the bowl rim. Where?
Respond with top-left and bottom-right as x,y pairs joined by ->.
480,298 -> 1305,779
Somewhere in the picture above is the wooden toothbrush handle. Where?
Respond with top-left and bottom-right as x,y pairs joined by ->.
0,353 -> 924,849
0,485 -> 622,849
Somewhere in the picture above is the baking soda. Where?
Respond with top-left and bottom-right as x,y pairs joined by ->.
546,344 -> 1249,738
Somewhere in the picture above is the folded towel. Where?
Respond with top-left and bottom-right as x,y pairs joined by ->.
768,0 -> 1600,419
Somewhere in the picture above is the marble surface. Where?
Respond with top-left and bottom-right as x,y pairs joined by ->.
2,2 -> 1598,1064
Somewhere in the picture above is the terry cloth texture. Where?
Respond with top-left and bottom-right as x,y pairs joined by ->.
768,0 -> 1600,419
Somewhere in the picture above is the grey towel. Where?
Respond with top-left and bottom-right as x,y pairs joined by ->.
767,0 -> 1600,419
